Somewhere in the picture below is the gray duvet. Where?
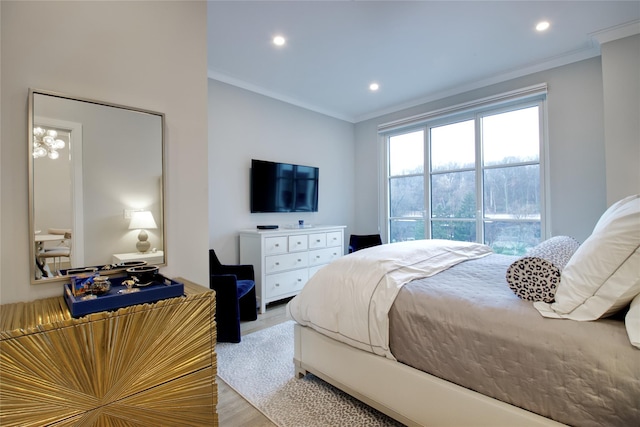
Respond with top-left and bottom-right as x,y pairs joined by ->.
389,254 -> 640,427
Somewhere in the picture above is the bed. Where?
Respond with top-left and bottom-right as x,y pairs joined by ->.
287,196 -> 640,427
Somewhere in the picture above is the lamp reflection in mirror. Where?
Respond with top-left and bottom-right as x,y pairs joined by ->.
33,127 -> 65,159
128,211 -> 157,253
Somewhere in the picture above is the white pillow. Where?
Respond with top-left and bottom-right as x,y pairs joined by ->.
534,195 -> 640,320
593,194 -> 638,233
626,294 -> 640,349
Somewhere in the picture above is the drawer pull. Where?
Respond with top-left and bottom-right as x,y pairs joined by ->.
275,283 -> 280,287
316,255 -> 321,259
297,278 -> 302,282
275,243 -> 280,247
275,262 -> 280,266
316,239 -> 321,243
297,259 -> 302,262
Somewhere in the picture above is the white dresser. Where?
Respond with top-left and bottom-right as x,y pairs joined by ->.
240,225 -> 346,313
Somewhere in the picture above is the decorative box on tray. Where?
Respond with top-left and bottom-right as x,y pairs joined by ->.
64,274 -> 184,318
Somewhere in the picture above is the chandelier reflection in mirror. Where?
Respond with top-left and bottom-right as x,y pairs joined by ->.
33,127 -> 65,159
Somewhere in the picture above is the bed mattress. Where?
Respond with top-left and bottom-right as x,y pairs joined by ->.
389,254 -> 640,427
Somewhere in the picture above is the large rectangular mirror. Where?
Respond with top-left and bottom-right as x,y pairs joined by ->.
29,89 -> 166,284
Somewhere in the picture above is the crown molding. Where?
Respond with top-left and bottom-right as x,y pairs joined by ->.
207,70 -> 354,123
354,46 -> 600,123
591,19 -> 640,45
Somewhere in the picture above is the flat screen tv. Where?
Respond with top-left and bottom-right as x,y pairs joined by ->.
250,159 -> 319,213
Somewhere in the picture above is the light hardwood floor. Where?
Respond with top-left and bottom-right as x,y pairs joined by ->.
216,299 -> 290,427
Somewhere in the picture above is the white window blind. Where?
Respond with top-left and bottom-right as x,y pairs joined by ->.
378,83 -> 547,134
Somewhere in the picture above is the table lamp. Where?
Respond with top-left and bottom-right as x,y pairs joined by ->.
129,211 -> 157,253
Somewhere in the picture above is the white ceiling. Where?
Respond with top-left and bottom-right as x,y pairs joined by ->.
207,1 -> 640,123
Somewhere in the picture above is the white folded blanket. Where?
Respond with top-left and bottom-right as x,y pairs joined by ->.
287,239 -> 492,359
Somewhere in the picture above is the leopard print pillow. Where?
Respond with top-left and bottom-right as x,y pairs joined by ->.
506,236 -> 580,302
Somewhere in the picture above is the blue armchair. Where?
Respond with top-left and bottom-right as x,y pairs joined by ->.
209,249 -> 257,343
348,234 -> 382,253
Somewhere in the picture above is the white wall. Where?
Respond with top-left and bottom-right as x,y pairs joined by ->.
208,80 -> 355,263
355,57 -> 608,244
1,1 -> 209,303
601,34 -> 640,205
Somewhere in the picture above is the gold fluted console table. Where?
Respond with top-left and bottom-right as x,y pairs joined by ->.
0,279 -> 217,427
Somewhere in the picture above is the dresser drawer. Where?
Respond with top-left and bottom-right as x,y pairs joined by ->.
265,236 -> 288,255
309,247 -> 342,267
288,234 -> 308,252
308,233 -> 327,249
265,269 -> 309,298
265,252 -> 309,274
326,231 -> 343,248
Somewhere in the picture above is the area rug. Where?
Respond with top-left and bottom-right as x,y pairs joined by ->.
216,321 -> 404,426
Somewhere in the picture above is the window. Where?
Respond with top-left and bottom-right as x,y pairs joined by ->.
385,92 -> 546,255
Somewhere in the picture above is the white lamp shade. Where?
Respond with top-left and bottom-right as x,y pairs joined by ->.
129,211 -> 157,230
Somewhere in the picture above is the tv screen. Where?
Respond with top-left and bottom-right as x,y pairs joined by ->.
250,159 -> 319,213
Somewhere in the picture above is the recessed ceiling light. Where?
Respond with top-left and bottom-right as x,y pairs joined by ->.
273,35 -> 286,46
369,83 -> 379,91
536,21 -> 550,32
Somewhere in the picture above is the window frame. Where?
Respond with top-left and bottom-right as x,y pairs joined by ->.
381,88 -> 549,250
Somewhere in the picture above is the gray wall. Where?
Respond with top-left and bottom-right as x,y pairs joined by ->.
601,34 -> 640,204
210,40 -> 638,258
355,57 -> 610,244
208,80 -> 355,263
1,1 -> 209,303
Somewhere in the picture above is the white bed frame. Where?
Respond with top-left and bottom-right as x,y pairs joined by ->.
294,324 -> 566,427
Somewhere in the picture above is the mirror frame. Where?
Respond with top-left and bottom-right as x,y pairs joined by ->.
28,88 -> 167,285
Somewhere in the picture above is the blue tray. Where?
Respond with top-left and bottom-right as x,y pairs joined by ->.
64,275 -> 184,318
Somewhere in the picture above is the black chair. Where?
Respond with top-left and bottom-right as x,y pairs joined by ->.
209,249 -> 257,343
348,234 -> 383,253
